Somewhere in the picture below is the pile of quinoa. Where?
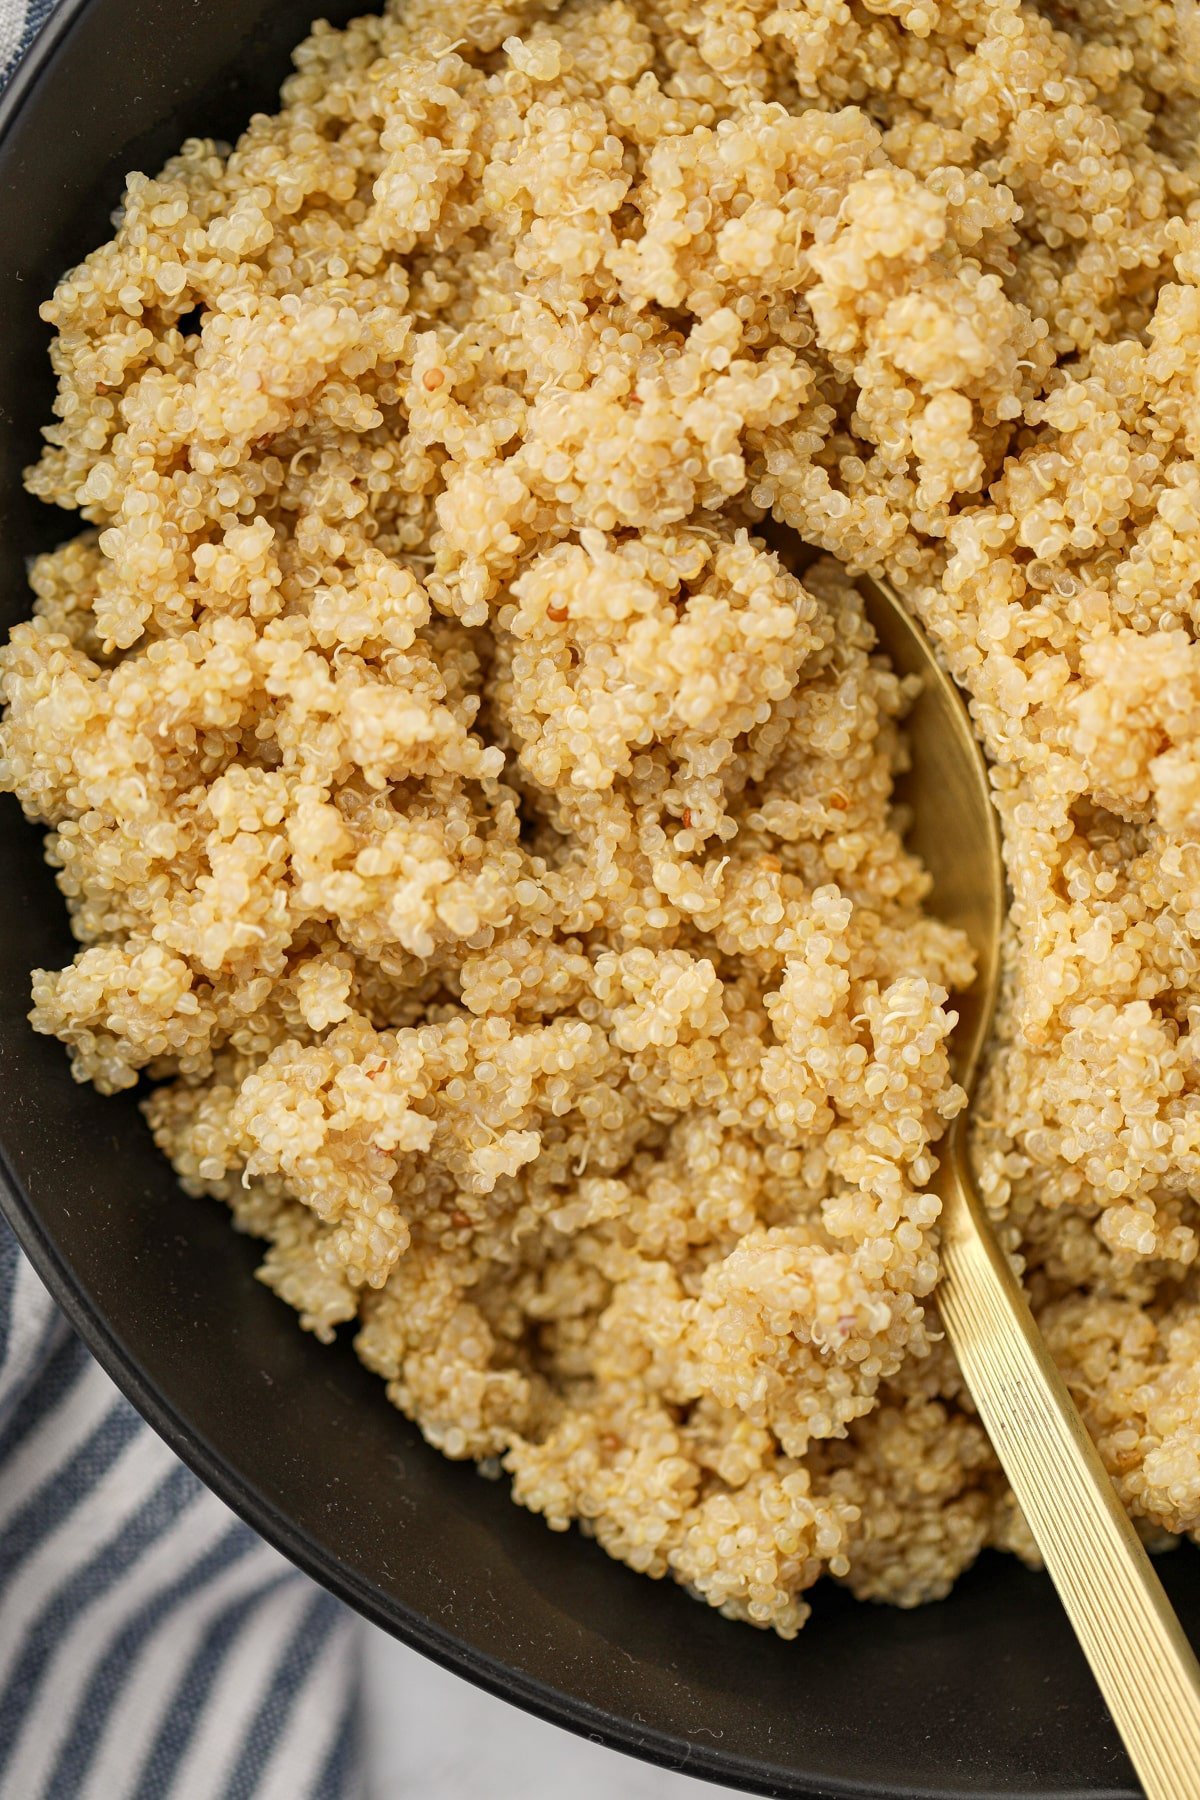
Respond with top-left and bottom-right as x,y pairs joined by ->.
4,0 -> 1200,1637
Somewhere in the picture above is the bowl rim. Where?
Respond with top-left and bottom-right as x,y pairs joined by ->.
0,11 -> 1146,1799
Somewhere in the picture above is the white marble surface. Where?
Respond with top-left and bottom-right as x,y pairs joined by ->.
363,1624 -> 747,1799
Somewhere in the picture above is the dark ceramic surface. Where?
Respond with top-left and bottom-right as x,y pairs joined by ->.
0,5 -> 1192,1793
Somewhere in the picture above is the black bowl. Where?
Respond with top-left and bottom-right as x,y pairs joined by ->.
0,6 -> 1194,1795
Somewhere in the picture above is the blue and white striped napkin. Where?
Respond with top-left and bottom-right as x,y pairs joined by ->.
0,1230 -> 364,1799
0,6 -> 366,1798
0,0 -> 47,82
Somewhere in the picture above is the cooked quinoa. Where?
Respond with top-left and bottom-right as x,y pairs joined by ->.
4,0 -> 1200,1637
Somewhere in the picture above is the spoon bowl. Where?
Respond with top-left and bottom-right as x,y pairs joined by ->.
858,573 -> 1003,1096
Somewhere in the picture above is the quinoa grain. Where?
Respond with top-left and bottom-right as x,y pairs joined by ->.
5,0 -> 1200,1637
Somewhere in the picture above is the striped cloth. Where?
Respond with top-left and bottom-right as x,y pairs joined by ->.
0,1223 -> 365,1800
0,6 -> 367,1798
0,0 -> 47,82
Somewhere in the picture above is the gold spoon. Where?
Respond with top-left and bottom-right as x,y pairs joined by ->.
860,571 -> 1200,1800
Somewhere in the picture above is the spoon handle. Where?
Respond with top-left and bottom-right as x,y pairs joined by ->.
936,1136 -> 1200,1800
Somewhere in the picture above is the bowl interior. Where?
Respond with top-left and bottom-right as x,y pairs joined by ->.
0,5 -> 1193,1795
